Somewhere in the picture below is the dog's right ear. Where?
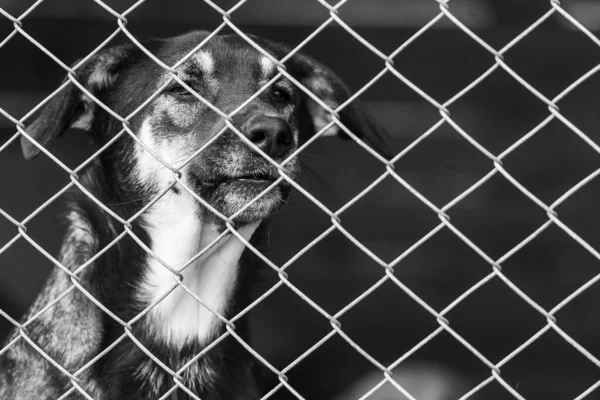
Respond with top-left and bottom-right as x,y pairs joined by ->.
21,45 -> 134,160
251,37 -> 391,158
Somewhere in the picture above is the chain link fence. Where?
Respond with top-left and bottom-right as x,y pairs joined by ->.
1,0 -> 600,399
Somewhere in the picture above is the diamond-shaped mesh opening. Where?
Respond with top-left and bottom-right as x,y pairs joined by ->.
504,12 -> 600,96
364,72 -> 443,157
502,117 -> 600,204
476,2 -> 554,47
270,333 -> 382,400
447,277 -> 547,362
446,173 -> 549,259
124,0 -> 228,36
390,19 -> 492,100
556,176 -> 600,252
335,0 -> 442,48
499,223 -> 600,310
271,130 -> 387,212
265,200 -> 335,265
392,122 -> 490,206
385,227 -> 492,311
337,175 -> 438,260
236,0 -> 334,29
501,329 -> 600,400
557,68 -> 600,140
337,278 -> 438,355
397,330 -> 494,393
0,32 -> 65,93
332,360 -> 474,400
448,67 -> 552,154
251,281 -> 335,361
261,230 -> 386,312
555,276 -> 600,356
295,24 -> 391,98
6,2 -> 119,61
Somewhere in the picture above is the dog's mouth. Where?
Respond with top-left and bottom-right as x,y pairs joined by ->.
189,164 -> 296,223
200,171 -> 280,189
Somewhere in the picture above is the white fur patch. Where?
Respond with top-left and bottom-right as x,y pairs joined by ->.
260,56 -> 275,78
69,62 -> 121,131
306,74 -> 334,97
70,112 -> 94,131
66,211 -> 91,234
88,68 -> 116,90
310,100 -> 340,137
197,51 -> 214,75
135,119 -> 259,346
141,197 -> 258,346
192,50 -> 218,92
135,119 -> 185,188
304,75 -> 339,137
69,97 -> 96,131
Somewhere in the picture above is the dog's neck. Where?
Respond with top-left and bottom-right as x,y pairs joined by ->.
127,119 -> 261,347
139,189 -> 259,347
64,164 -> 264,397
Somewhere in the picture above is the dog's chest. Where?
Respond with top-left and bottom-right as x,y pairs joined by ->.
138,191 -> 257,347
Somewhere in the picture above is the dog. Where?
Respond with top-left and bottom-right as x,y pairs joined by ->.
0,30 -> 389,399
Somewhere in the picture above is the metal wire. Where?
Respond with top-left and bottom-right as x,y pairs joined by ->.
0,0 -> 599,399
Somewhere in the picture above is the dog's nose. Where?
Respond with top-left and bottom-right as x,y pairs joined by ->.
245,116 -> 293,159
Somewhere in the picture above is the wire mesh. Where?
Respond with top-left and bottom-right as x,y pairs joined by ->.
1,0 -> 600,399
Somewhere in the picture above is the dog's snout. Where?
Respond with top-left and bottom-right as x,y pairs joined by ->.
245,116 -> 293,159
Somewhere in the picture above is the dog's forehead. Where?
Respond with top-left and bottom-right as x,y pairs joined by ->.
162,33 -> 278,81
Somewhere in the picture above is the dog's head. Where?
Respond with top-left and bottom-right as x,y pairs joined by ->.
22,31 -> 389,225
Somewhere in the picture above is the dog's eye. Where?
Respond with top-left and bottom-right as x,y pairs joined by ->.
169,85 -> 194,96
271,88 -> 290,103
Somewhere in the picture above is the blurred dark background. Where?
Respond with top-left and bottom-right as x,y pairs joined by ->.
2,0 -> 600,398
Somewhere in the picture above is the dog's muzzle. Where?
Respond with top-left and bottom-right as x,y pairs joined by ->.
187,114 -> 298,223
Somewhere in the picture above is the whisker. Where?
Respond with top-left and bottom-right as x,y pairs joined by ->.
298,160 -> 326,188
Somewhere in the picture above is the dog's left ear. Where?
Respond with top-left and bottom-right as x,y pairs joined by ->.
21,45 -> 135,160
286,52 -> 392,158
